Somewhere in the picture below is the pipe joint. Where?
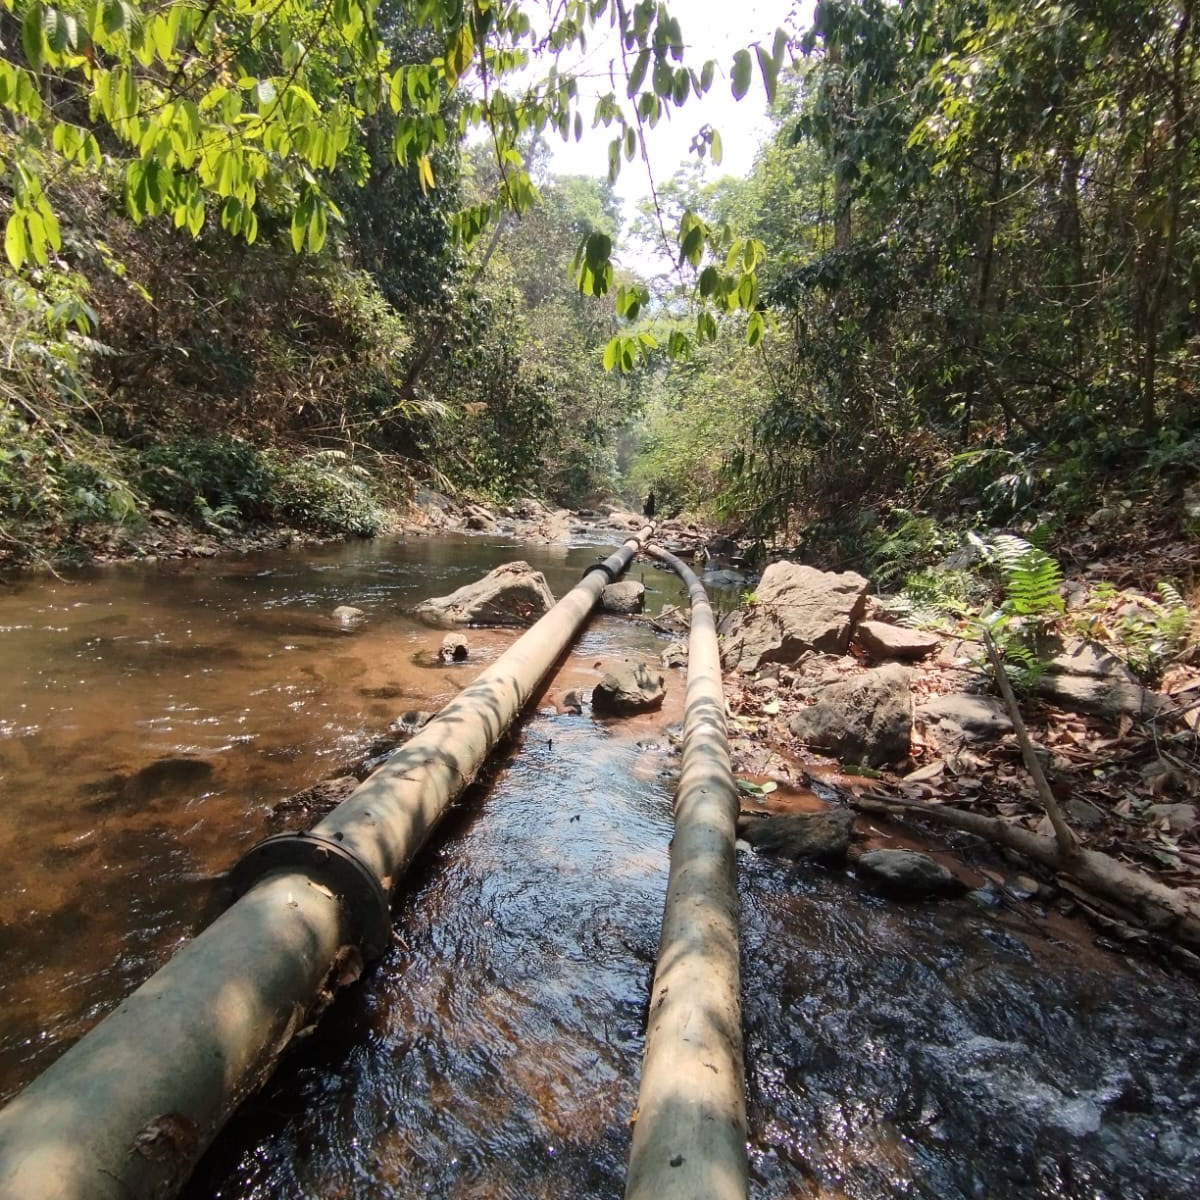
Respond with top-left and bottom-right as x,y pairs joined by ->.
581,561 -> 618,584
229,831 -> 392,961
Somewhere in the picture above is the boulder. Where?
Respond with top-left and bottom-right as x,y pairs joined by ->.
601,580 -> 646,614
855,620 -> 941,661
916,693 -> 1014,743
707,535 -> 742,559
415,561 -> 554,628
561,689 -> 584,714
592,662 -> 666,715
438,633 -> 469,662
853,849 -> 966,899
720,562 -> 869,672
332,605 -> 365,626
512,497 -> 550,519
1036,640 -> 1161,720
789,664 -> 914,766
736,809 -> 854,864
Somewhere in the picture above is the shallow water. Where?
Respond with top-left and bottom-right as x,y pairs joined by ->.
1,532 -> 1197,1198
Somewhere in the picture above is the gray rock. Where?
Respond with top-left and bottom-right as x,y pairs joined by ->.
438,633 -> 469,662
601,580 -> 646,614
464,504 -> 497,532
736,809 -> 855,863
592,662 -> 666,716
1145,802 -> 1197,834
332,605 -> 365,625
856,620 -> 941,661
1036,640 -> 1161,720
789,664 -> 914,767
390,710 -> 435,736
662,641 -> 689,668
916,693 -> 1014,742
415,561 -> 555,628
561,689 -> 584,714
720,562 -> 869,672
854,849 -> 966,899
707,535 -> 742,559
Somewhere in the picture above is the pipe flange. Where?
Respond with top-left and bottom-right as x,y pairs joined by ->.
229,832 -> 391,961
582,561 -> 617,583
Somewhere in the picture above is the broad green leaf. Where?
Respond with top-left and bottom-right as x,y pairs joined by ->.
755,44 -> 779,105
627,48 -> 649,97
710,128 -> 723,165
22,3 -> 45,71
731,48 -> 752,100
5,213 -> 27,270
602,336 -> 619,371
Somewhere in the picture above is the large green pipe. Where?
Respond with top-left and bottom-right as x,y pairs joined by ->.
625,544 -> 748,1200
0,528 -> 653,1200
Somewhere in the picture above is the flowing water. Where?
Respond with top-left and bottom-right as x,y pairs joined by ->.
0,533 -> 1197,1198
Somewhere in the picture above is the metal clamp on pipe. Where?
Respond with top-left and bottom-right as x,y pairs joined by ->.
229,831 -> 392,961
581,560 -> 618,583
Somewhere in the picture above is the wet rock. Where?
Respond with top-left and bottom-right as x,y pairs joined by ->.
707,535 -> 742,559
855,620 -> 941,661
592,662 -> 666,716
464,504 -> 498,532
332,605 -> 365,626
561,689 -> 584,714
789,664 -> 914,767
719,562 -> 869,672
736,809 -> 855,864
390,710 -> 435,736
415,561 -> 555,628
1036,640 -> 1162,720
703,568 -> 748,588
601,580 -> 646,614
272,775 -> 359,826
512,496 -> 550,520
916,693 -> 1013,742
662,641 -> 688,669
438,633 -> 469,662
1145,802 -> 1197,834
853,849 -> 966,899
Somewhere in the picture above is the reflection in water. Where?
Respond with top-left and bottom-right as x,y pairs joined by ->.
2,533 -> 1198,1198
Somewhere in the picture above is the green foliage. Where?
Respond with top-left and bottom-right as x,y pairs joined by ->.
266,449 -> 383,536
137,437 -> 274,526
863,510 -> 951,587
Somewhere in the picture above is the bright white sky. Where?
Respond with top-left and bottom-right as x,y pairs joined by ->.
529,0 -> 807,224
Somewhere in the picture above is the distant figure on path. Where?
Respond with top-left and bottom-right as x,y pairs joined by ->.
643,491 -> 657,519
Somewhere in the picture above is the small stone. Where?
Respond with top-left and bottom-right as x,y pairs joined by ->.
736,809 -> 855,864
389,710 -> 435,736
853,849 -> 966,899
916,694 -> 1013,741
561,689 -> 584,714
333,605 -> 365,625
1145,802 -> 1197,834
662,641 -> 688,668
438,633 -> 469,662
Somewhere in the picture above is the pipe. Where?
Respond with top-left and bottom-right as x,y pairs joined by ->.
625,545 -> 748,1200
0,528 -> 653,1200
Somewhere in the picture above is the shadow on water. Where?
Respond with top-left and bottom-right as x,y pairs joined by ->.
2,532 -> 1198,1198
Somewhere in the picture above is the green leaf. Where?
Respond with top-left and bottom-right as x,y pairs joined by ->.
102,0 -> 125,34
627,48 -> 650,96
710,128 -> 723,165
22,3 -> 45,71
5,213 -> 27,270
731,48 -> 752,100
747,311 -> 764,347
755,44 -> 779,105
602,336 -> 619,372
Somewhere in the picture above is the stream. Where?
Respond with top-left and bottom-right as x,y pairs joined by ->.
1,532 -> 1197,1198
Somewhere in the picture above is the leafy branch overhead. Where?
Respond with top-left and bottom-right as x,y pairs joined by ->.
1,0 -> 789,359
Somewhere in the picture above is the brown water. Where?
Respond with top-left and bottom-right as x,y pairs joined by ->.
1,533 -> 1198,1198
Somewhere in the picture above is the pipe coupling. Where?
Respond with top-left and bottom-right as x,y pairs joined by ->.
581,561 -> 618,583
229,831 -> 392,961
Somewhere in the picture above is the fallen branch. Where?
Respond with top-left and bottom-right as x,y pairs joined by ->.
852,791 -> 1200,952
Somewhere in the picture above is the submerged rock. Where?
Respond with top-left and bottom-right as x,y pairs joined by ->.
415,561 -> 554,628
736,809 -> 855,864
854,849 -> 966,899
390,710 -> 435,736
601,580 -> 646,614
332,605 -> 365,626
790,664 -> 914,767
720,562 -> 869,672
592,662 -> 666,715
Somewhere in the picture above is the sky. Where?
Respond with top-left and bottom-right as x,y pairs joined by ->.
527,0 -> 807,224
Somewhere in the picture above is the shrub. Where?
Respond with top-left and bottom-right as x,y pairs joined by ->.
137,436 -> 274,524
267,450 -> 383,536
